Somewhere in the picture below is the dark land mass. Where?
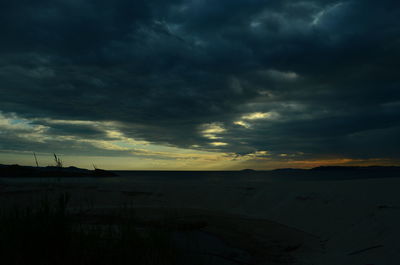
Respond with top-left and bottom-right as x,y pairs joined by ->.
0,164 -> 117,178
111,166 -> 400,180
1,164 -> 400,179
270,166 -> 400,180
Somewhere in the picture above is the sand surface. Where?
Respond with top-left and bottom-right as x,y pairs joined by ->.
1,173 -> 399,264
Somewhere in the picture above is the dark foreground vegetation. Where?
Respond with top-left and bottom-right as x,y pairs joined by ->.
0,193 -> 184,265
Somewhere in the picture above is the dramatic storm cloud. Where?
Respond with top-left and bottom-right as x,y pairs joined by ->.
0,0 -> 399,169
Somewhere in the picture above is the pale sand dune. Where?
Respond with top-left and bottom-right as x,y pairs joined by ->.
1,175 -> 399,264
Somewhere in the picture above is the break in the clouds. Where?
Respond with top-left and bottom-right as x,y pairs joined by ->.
0,0 -> 399,169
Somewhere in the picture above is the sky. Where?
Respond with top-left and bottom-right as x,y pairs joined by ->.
0,0 -> 399,170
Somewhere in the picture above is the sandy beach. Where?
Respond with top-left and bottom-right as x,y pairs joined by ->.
1,171 -> 399,265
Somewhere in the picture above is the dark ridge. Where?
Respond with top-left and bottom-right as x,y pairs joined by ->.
270,166 -> 400,180
0,164 -> 117,178
310,166 -> 400,171
1,164 -> 400,179
241,169 -> 256,173
271,166 -> 400,172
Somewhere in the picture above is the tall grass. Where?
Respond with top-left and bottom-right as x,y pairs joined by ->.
0,193 -> 180,265
53,153 -> 63,168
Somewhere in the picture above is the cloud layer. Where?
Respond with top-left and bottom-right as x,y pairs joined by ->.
1,0 -> 399,167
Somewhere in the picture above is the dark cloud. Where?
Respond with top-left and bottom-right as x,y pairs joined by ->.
0,0 -> 399,163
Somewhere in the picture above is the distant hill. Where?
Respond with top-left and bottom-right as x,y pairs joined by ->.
310,166 -> 400,171
241,168 -> 256,173
0,164 -> 117,178
272,166 -> 400,172
270,166 -> 400,180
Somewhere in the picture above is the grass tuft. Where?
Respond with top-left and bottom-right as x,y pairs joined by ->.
0,193 -> 181,265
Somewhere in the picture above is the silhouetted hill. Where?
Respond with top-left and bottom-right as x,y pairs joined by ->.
0,164 -> 117,178
271,166 -> 400,180
318,165 -> 398,170
241,169 -> 256,173
272,166 -> 400,172
1,164 -> 399,179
